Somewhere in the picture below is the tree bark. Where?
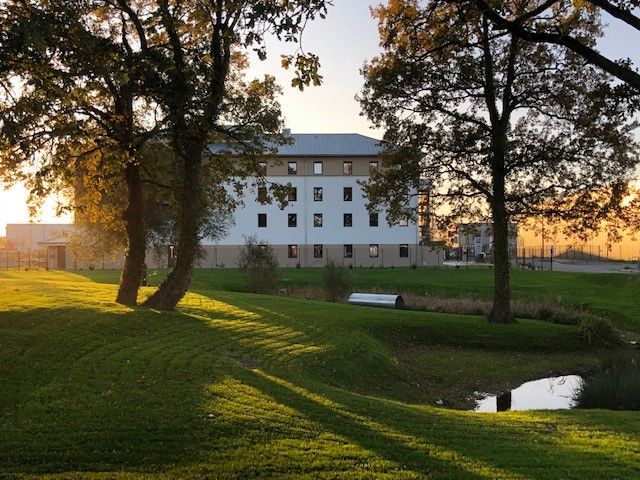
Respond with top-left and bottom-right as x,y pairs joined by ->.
116,162 -> 146,306
488,164 -> 514,324
142,149 -> 202,310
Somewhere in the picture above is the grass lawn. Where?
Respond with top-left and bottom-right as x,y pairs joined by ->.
83,267 -> 640,333
1,270 -> 639,478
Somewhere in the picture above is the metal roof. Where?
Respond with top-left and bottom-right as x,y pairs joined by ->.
209,133 -> 383,157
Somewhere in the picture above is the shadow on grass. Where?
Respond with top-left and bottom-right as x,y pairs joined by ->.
1,276 -> 638,478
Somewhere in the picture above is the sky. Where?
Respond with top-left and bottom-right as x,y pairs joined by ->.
1,1 -> 639,239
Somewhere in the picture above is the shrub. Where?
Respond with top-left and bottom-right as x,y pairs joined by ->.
574,356 -> 640,410
578,317 -> 621,347
238,235 -> 279,294
322,261 -> 353,302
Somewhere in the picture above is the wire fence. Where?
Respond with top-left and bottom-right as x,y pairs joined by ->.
0,250 -> 48,269
514,244 -> 640,271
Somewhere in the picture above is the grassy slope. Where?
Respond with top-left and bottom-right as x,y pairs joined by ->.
1,271 -> 639,479
83,267 -> 640,333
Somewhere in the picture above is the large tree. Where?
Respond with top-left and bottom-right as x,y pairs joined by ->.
361,0 -> 640,323
1,1 -> 326,310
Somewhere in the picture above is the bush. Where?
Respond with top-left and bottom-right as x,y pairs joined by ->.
578,317 -> 621,347
574,356 -> 640,410
322,261 -> 353,302
238,235 -> 279,294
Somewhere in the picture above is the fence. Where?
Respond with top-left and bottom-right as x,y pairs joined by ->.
0,250 -> 48,269
515,244 -> 640,270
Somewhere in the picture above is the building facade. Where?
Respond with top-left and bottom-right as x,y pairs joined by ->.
196,133 -> 441,268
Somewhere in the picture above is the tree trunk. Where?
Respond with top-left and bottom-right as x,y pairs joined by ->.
142,151 -> 202,311
116,162 -> 146,306
488,169 -> 514,324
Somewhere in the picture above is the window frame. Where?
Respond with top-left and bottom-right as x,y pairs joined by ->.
369,244 -> 379,258
369,160 -> 379,173
343,213 -> 353,227
257,186 -> 268,202
288,244 -> 298,259
314,244 -> 323,258
287,161 -> 297,175
343,244 -> 353,259
369,212 -> 379,227
343,161 -> 353,175
343,187 -> 353,202
288,213 -> 297,228
313,187 -> 323,202
313,161 -> 323,175
288,187 -> 297,202
399,244 -> 409,258
258,213 -> 267,228
313,213 -> 323,228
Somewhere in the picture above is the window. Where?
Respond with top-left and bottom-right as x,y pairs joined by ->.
399,244 -> 409,258
258,245 -> 267,254
288,187 -> 297,202
314,161 -> 323,175
369,212 -> 379,227
288,213 -> 297,228
343,213 -> 352,227
399,216 -> 409,227
314,244 -> 323,258
314,213 -> 323,227
344,244 -> 353,258
369,244 -> 379,258
257,186 -> 268,202
313,187 -> 323,201
369,160 -> 379,172
343,161 -> 353,175
258,213 -> 267,228
288,245 -> 298,258
288,161 -> 297,175
258,161 -> 267,175
343,187 -> 352,201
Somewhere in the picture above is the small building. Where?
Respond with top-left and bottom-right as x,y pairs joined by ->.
457,222 -> 518,262
4,223 -> 75,269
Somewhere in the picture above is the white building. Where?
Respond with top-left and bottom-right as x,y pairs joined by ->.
196,133 -> 442,268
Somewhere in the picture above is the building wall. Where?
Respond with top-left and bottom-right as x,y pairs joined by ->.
5,223 -> 74,250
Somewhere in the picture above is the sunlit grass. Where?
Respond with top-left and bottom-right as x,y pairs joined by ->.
1,270 -> 639,478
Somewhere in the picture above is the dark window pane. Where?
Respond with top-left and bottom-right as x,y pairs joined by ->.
288,245 -> 298,258
314,213 -> 323,227
399,244 -> 409,258
369,161 -> 379,172
343,187 -> 352,201
288,187 -> 297,202
313,187 -> 323,201
343,213 -> 352,227
344,244 -> 353,258
288,213 -> 297,227
314,244 -> 323,258
258,213 -> 267,228
288,162 -> 297,175
369,212 -> 379,227
257,186 -> 267,202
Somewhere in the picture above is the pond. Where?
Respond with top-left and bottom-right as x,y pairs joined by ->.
474,375 -> 583,412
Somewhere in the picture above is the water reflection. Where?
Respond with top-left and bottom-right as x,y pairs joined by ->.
474,375 -> 583,412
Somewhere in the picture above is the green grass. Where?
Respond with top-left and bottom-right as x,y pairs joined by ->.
82,267 -> 640,333
1,270 -> 639,478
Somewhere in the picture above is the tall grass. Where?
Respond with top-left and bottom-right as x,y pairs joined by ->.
573,356 -> 640,410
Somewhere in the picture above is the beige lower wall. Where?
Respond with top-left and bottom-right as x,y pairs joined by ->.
180,244 -> 443,269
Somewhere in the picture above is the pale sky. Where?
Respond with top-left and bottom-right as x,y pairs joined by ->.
1,1 -> 639,236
